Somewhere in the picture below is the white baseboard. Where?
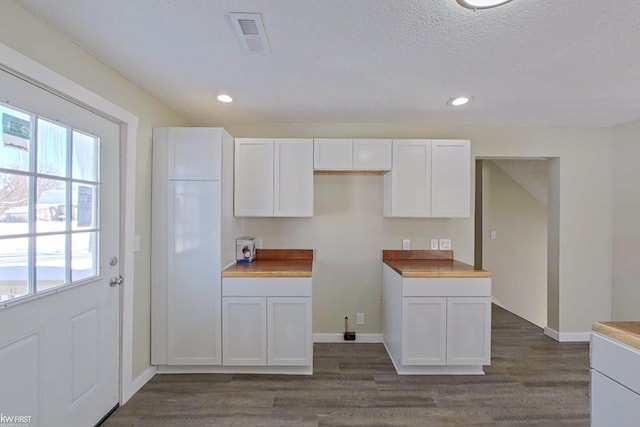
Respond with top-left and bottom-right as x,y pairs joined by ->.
491,296 -> 505,308
313,333 -> 383,343
122,366 -> 156,404
544,327 -> 590,342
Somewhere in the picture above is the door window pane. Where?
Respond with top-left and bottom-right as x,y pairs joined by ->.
0,173 -> 30,235
36,234 -> 67,292
36,178 -> 67,233
37,118 -> 68,177
72,131 -> 98,182
72,183 -> 97,230
71,232 -> 97,282
0,104 -> 31,172
0,237 -> 29,301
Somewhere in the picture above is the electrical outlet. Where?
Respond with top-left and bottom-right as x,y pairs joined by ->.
439,239 -> 452,250
357,312 -> 364,325
255,237 -> 263,249
430,239 -> 439,250
402,239 -> 411,250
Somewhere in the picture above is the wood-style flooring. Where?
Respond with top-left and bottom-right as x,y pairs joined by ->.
104,306 -> 589,426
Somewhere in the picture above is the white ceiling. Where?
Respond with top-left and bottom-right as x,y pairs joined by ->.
16,0 -> 640,127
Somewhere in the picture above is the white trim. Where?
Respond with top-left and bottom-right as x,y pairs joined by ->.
313,333 -> 384,343
129,366 -> 156,396
544,327 -> 590,342
157,365 -> 312,375
0,42 -> 139,404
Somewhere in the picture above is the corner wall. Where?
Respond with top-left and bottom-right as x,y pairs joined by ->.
610,119 -> 640,319
482,160 -> 547,328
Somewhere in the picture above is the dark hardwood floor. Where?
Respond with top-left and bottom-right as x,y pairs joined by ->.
104,306 -> 589,426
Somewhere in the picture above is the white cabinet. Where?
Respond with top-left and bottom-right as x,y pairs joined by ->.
591,333 -> 640,426
151,127 -> 234,366
314,138 -> 352,170
353,139 -> 392,170
446,297 -> 491,365
431,140 -> 471,217
314,138 -> 392,171
274,139 -> 314,216
383,264 -> 491,374
222,297 -> 267,366
383,139 -> 470,218
234,138 -> 274,217
222,277 -> 313,369
402,297 -> 447,365
235,138 -> 313,217
384,140 -> 431,217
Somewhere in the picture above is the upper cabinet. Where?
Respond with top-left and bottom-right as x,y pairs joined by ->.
384,139 -> 470,218
431,140 -> 471,218
155,127 -> 223,181
314,138 -> 392,171
235,138 -> 313,217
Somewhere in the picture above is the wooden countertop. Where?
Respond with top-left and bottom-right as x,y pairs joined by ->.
592,321 -> 640,351
222,249 -> 313,278
382,250 -> 491,278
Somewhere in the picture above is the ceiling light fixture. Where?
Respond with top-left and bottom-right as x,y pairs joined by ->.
456,0 -> 513,9
448,96 -> 470,107
217,94 -> 233,103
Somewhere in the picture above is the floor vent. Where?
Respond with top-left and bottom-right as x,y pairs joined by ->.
229,13 -> 271,54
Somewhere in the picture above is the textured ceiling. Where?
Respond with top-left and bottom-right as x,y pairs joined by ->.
15,0 -> 640,127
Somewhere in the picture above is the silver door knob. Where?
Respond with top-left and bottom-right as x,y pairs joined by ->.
109,275 -> 124,287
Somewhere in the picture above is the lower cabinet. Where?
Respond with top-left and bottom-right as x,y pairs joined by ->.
401,297 -> 491,366
221,277 -> 313,369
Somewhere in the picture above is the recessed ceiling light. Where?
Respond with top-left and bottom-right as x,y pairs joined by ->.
448,96 -> 470,107
456,0 -> 513,9
217,94 -> 233,103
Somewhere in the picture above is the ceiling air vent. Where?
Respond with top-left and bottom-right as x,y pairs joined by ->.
229,13 -> 271,54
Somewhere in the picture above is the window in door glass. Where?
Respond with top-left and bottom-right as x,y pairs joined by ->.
0,102 -> 101,304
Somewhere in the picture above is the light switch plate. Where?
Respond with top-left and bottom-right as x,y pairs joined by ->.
439,239 -> 452,250
490,231 -> 497,240
402,239 -> 411,250
430,239 -> 439,250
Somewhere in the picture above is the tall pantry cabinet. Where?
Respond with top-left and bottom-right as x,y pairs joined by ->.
151,127 -> 238,366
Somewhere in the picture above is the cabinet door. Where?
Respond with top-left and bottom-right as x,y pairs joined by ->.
353,139 -> 392,170
591,369 -> 640,427
385,140 -> 431,217
222,297 -> 267,366
431,140 -> 470,217
401,297 -> 447,365
167,181 -> 222,365
165,127 -> 222,181
267,297 -> 312,366
314,139 -> 352,170
234,138 -> 274,216
274,139 -> 313,217
446,297 -> 491,365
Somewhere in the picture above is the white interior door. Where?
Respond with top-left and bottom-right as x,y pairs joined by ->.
0,68 -> 120,426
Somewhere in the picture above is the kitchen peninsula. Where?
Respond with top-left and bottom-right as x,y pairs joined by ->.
382,250 -> 492,375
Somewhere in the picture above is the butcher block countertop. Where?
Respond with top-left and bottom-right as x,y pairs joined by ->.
592,321 -> 640,351
383,250 -> 491,278
222,249 -> 313,278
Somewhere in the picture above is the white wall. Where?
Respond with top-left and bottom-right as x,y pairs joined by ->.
610,119 -> 640,319
223,123 -> 612,334
482,160 -> 547,328
0,1 -> 191,378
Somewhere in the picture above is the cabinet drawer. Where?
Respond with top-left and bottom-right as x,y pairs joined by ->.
403,278 -> 491,297
222,277 -> 312,297
591,369 -> 640,427
591,333 -> 640,394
